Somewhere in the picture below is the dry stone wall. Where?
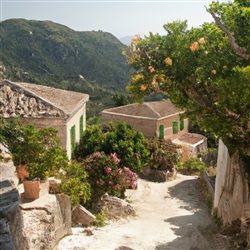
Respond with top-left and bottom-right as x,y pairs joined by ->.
0,83 -> 64,118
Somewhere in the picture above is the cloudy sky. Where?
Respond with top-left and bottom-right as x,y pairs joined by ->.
1,0 -> 228,39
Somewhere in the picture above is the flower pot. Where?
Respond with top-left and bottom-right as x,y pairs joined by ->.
23,180 -> 40,200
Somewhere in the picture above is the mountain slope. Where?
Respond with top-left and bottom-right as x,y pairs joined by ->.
0,19 -> 131,91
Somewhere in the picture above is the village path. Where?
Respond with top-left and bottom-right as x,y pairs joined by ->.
56,174 -> 230,250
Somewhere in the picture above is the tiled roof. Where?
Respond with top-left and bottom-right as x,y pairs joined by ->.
103,100 -> 183,119
174,133 -> 206,145
13,81 -> 89,115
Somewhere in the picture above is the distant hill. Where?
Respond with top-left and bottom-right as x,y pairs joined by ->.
119,36 -> 134,46
0,19 -> 132,92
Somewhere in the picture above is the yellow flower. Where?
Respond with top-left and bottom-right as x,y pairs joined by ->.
140,85 -> 147,91
164,57 -> 172,66
212,70 -> 216,74
148,66 -> 155,72
190,42 -> 199,51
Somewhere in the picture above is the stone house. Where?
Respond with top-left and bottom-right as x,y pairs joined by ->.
0,79 -> 89,159
102,100 -> 207,160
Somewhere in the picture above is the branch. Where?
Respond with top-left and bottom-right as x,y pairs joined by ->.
210,11 -> 250,60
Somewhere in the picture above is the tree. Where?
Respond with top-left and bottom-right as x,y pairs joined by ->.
126,1 -> 250,171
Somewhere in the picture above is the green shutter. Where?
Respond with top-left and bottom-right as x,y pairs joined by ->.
172,121 -> 178,134
159,125 -> 164,139
180,116 -> 184,131
70,125 -> 76,152
80,115 -> 84,138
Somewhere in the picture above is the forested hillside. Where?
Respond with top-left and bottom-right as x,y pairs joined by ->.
0,19 -> 132,117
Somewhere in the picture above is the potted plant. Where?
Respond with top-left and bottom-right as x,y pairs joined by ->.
13,124 -> 68,200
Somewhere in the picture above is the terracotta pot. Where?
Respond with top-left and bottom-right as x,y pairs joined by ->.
23,180 -> 40,200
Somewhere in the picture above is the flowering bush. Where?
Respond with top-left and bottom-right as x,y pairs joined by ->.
149,138 -> 180,170
82,152 -> 137,206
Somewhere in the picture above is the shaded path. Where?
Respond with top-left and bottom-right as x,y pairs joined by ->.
56,174 -> 229,250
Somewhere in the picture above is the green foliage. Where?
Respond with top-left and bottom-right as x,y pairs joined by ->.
126,1 -> 250,166
73,125 -> 104,159
0,116 -> 23,151
73,122 -> 150,174
112,93 -> 131,107
104,121 -> 150,173
59,161 -> 91,206
10,124 -> 68,180
176,158 -> 208,174
91,209 -> 108,227
149,138 -> 180,170
82,152 -> 137,206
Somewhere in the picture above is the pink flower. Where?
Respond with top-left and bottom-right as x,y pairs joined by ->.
105,168 -> 112,174
110,152 -> 121,164
135,153 -> 140,157
124,167 -> 130,172
115,184 -> 121,190
86,165 -> 91,169
95,152 -> 101,157
96,180 -> 100,185
109,181 -> 114,185
117,168 -> 122,176
132,181 -> 137,189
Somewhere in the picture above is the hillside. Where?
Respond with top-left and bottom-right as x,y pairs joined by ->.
0,19 -> 133,117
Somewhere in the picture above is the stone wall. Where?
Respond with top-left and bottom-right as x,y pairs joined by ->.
0,83 -> 64,118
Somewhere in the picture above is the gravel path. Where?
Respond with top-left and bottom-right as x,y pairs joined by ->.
56,174 -> 229,250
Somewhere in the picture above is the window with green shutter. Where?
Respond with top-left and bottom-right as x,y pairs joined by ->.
180,116 -> 184,131
80,115 -> 84,138
70,125 -> 76,152
159,125 -> 164,139
172,121 -> 178,134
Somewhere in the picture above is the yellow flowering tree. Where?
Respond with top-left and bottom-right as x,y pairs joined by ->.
126,1 -> 250,167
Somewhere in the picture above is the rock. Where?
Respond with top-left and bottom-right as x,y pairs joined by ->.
0,180 -> 20,250
72,204 -> 96,226
11,193 -> 72,250
48,177 -> 61,194
84,229 -> 94,236
148,168 -> 177,182
0,143 -> 18,187
94,194 -> 135,218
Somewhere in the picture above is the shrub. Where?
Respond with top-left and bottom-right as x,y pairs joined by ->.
73,121 -> 150,174
82,152 -> 137,206
7,123 -> 68,180
103,121 -> 150,173
176,157 -> 208,174
149,138 -> 180,170
59,161 -> 92,206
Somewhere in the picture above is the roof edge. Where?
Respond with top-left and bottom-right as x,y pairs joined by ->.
3,79 -> 67,116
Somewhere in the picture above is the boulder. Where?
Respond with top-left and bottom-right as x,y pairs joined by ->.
0,143 -> 18,187
72,204 -> 96,226
0,180 -> 20,250
94,194 -> 135,218
10,194 -> 72,250
48,177 -> 61,194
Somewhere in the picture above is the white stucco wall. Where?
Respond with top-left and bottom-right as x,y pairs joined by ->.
214,139 -> 230,209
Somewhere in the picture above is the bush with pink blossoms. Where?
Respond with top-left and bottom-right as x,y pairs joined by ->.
82,151 -> 137,207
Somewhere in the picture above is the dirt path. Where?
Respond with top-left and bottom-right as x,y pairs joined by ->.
56,174 -> 229,250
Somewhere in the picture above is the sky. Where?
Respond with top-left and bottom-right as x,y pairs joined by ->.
1,0 -> 228,39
